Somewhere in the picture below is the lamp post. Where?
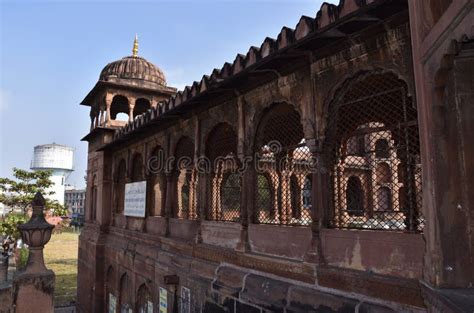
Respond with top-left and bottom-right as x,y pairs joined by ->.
17,192 -> 54,274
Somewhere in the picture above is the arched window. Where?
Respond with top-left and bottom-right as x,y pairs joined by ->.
254,102 -> 312,226
220,173 -> 241,222
375,139 -> 390,158
377,187 -> 392,211
205,123 -> 239,222
147,146 -> 165,216
324,71 -> 423,231
376,162 -> 391,185
134,98 -> 152,118
131,154 -> 144,182
174,137 -> 196,219
136,284 -> 152,313
346,176 -> 364,216
115,159 -> 127,214
256,174 -> 273,223
119,274 -> 132,313
111,95 -> 129,121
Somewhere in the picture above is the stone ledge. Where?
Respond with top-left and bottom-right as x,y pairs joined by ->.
317,266 -> 424,308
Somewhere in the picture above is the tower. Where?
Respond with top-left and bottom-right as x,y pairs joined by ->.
77,37 -> 176,312
30,143 -> 74,205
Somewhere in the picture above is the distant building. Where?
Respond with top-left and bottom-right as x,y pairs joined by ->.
30,143 -> 74,205
64,188 -> 86,217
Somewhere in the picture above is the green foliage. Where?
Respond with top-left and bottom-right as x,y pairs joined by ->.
0,168 -> 69,239
0,213 -> 27,240
17,246 -> 29,270
0,167 -> 68,215
0,168 -> 55,212
49,201 -> 69,217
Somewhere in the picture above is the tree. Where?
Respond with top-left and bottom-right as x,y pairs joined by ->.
0,168 -> 68,239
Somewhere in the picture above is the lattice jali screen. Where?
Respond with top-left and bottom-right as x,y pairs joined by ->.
254,102 -> 312,226
324,72 -> 424,231
206,123 -> 240,222
174,136 -> 197,220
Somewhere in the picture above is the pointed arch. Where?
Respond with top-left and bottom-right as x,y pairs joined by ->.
323,71 -> 422,231
205,123 -> 239,222
253,102 -> 312,226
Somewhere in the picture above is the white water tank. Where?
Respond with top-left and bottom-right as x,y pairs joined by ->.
30,143 -> 74,205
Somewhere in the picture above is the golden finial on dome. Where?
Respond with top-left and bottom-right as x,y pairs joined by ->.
132,34 -> 139,57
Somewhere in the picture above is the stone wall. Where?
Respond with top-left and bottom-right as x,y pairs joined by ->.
77,0 -> 474,312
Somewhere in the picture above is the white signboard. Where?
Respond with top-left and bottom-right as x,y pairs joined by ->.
124,181 -> 147,217
159,287 -> 168,313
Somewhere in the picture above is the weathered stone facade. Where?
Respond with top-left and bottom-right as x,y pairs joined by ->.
77,1 -> 474,312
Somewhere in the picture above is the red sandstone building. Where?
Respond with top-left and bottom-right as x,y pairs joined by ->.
77,1 -> 474,312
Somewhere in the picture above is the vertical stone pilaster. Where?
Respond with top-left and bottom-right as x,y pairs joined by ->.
236,96 -> 251,252
99,106 -> 105,126
105,93 -> 113,125
164,135 -> 173,237
128,97 -> 136,122
304,138 -> 323,264
194,117 -> 204,243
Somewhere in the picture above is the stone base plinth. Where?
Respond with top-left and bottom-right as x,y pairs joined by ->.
13,270 -> 55,313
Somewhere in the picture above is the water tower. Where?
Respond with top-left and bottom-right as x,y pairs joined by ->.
30,144 -> 74,205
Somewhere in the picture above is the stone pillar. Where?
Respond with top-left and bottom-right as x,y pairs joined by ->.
128,106 -> 134,122
105,93 -> 113,125
94,107 -> 100,128
99,106 -> 105,126
14,192 -> 55,313
162,135 -> 173,236
236,95 -> 251,252
164,173 -> 173,237
304,138 -> 322,263
129,97 -> 136,122
193,118 -> 203,243
90,114 -> 95,131
236,158 -> 252,253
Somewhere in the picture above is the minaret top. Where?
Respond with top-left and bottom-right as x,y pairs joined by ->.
132,34 -> 138,57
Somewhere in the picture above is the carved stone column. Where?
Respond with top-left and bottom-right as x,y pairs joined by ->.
236,95 -> 251,252
193,117 -> 203,243
236,156 -> 252,253
164,173 -> 173,237
303,138 -> 323,264
90,113 -> 95,131
105,93 -> 113,125
128,97 -> 136,122
129,105 -> 135,122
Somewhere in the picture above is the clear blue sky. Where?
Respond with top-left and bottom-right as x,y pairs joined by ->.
0,0 -> 334,188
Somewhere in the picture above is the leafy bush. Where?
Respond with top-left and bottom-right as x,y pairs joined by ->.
0,213 -> 27,240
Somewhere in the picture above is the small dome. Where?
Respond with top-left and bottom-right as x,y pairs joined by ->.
99,56 -> 167,88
